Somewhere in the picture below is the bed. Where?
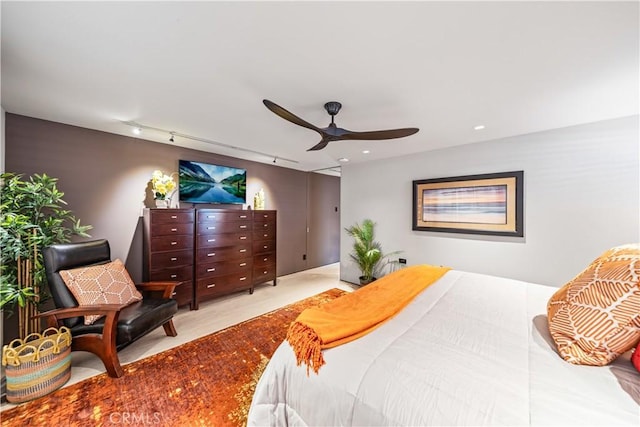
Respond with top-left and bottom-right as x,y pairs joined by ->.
247,269 -> 640,426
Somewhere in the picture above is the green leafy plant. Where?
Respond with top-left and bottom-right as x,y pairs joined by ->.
0,172 -> 92,336
345,219 -> 400,285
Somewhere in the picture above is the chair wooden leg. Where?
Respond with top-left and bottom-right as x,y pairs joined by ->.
103,351 -> 125,378
71,336 -> 124,378
163,319 -> 177,337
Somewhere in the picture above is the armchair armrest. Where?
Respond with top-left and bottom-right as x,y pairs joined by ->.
35,304 -> 125,378
137,281 -> 181,299
34,304 -> 124,338
35,304 -> 126,320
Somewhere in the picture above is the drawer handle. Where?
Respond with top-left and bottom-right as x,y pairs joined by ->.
171,241 -> 177,245
263,258 -> 268,261
263,224 -> 268,227
239,249 -> 247,253
263,234 -> 268,237
170,257 -> 177,261
240,215 -> 247,219
263,271 -> 267,274
171,215 -> 178,219
239,236 -> 247,240
172,292 -> 177,296
207,215 -> 216,219
207,253 -> 216,257
207,284 -> 216,288
207,226 -> 216,230
263,245 -> 268,249
207,268 -> 216,272
239,262 -> 247,267
171,228 -> 178,232
170,274 -> 177,278
239,225 -> 247,229
239,277 -> 246,281
207,239 -> 216,242
263,214 -> 268,218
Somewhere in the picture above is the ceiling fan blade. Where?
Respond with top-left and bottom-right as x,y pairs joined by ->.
341,127 -> 419,141
306,138 -> 331,151
263,99 -> 321,133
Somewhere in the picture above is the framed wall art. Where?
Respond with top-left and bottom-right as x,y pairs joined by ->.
412,171 -> 524,237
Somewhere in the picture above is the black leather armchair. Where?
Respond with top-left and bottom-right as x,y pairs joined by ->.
39,239 -> 179,378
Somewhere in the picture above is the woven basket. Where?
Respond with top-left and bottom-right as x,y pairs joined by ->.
2,327 -> 72,403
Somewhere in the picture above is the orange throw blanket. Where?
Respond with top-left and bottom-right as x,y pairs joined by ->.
286,264 -> 451,374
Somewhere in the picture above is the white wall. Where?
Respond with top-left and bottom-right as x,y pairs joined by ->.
1,107 -> 5,172
341,116 -> 639,287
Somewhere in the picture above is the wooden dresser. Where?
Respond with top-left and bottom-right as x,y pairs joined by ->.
143,208 -> 277,310
142,208 -> 195,308
252,210 -> 277,288
194,209 -> 254,309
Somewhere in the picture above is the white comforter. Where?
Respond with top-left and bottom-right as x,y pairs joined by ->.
248,270 -> 640,426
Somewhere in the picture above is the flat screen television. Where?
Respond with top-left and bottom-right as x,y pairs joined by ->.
178,160 -> 247,204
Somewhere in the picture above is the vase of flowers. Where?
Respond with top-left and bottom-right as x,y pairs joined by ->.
151,170 -> 176,208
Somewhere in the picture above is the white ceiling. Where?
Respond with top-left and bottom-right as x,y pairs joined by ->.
2,1 -> 638,175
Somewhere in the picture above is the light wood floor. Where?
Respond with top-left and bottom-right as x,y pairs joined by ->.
1,262 -> 354,411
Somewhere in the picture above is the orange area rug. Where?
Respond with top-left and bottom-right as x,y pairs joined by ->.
1,289 -> 345,426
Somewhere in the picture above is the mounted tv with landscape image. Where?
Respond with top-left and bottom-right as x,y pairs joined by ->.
178,160 -> 246,204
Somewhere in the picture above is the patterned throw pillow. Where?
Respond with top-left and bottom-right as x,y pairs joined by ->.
547,244 -> 640,366
60,259 -> 143,325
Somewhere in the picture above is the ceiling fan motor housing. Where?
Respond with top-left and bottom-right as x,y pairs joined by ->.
324,101 -> 342,116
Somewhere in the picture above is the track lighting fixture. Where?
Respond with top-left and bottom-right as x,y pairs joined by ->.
122,120 -> 298,165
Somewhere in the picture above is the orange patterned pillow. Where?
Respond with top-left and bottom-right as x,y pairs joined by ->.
547,244 -> 640,366
60,259 -> 143,325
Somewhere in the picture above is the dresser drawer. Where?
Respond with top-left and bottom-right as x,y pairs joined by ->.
151,235 -> 193,252
253,240 -> 276,254
197,232 -> 251,248
150,249 -> 193,268
253,211 -> 276,222
196,258 -> 252,279
148,265 -> 193,282
196,220 -> 251,234
196,245 -> 252,263
197,273 -> 252,298
253,264 -> 276,284
253,229 -> 275,242
150,210 -> 194,224
252,220 -> 275,233
150,249 -> 193,270
253,253 -> 276,268
172,281 -> 193,307
198,210 -> 251,223
151,222 -> 194,236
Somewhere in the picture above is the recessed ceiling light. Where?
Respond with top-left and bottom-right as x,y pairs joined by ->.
474,125 -> 485,130
132,127 -> 142,135
362,150 -> 370,154
338,157 -> 349,162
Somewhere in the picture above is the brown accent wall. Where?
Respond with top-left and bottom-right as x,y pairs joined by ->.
3,114 -> 339,343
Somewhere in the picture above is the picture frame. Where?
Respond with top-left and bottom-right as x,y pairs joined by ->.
412,171 -> 524,237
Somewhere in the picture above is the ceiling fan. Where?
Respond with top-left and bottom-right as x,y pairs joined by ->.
263,99 -> 419,151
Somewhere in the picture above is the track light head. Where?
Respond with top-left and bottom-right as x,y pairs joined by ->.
169,133 -> 175,143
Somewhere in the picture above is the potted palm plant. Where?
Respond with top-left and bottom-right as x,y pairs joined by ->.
345,219 -> 400,286
0,172 -> 92,339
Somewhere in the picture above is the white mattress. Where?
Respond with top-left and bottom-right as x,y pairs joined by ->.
248,270 -> 640,426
